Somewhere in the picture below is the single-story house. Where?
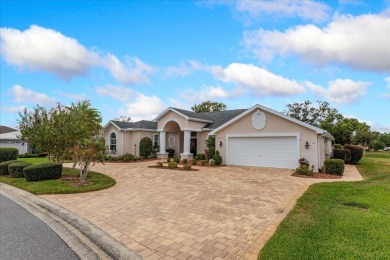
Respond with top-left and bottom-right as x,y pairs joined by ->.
104,104 -> 334,171
0,126 -> 31,154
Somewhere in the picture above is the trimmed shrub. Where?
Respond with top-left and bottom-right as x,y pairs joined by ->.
38,152 -> 48,157
156,161 -> 163,167
23,162 -> 62,181
167,162 -> 178,169
324,159 -> 344,176
18,153 -> 39,158
182,159 -> 188,165
209,160 -> 216,166
295,165 -> 313,176
167,157 -> 171,163
166,149 -> 175,158
0,160 -> 20,175
0,148 -> 19,163
333,144 -> 343,149
344,144 -> 363,164
201,160 -> 206,166
206,147 -> 215,161
139,137 -> 153,157
213,150 -> 222,165
182,164 -> 192,171
174,157 -> 180,164
8,162 -> 33,178
196,153 -> 206,160
333,149 -> 351,164
191,159 -> 197,165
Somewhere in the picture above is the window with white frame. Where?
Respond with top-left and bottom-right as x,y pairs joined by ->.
153,134 -> 159,147
110,132 -> 117,152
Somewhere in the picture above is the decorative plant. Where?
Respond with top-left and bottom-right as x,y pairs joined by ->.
298,158 -> 309,166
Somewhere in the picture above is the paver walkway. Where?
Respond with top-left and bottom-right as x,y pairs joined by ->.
41,162 -> 363,260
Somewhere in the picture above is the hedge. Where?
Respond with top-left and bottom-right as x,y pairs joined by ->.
0,160 -> 20,175
167,162 -> 178,169
0,148 -> 19,163
344,144 -> 363,164
182,164 -> 192,171
196,153 -> 206,160
139,137 -> 153,157
23,162 -> 63,181
8,162 -> 33,178
333,149 -> 351,164
324,159 -> 344,176
213,150 -> 222,165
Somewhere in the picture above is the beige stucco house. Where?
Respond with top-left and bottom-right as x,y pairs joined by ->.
104,104 -> 334,172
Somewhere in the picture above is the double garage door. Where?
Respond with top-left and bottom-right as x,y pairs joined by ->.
228,136 -> 299,169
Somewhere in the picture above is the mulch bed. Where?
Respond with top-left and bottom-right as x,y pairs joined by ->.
147,166 -> 199,171
291,172 -> 341,179
59,176 -> 93,186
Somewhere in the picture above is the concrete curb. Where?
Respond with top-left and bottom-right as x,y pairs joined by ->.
0,183 -> 142,260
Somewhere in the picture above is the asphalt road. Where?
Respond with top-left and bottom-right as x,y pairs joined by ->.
0,194 -> 79,260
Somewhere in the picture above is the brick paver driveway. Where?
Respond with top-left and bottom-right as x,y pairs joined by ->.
41,162 -> 362,260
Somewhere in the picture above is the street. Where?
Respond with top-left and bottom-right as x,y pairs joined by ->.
0,194 -> 79,260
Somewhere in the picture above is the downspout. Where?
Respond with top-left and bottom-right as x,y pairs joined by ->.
317,135 -> 321,172
122,131 -> 124,155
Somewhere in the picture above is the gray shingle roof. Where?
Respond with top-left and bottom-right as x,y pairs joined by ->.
171,108 -> 247,129
0,126 -> 17,134
111,120 -> 157,130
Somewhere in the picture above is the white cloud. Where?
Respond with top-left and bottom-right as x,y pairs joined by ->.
306,79 -> 370,104
382,76 -> 390,100
96,85 -> 136,103
53,90 -> 86,101
164,60 -> 208,78
103,55 -> 156,84
236,0 -> 330,23
243,13 -> 390,71
119,94 -> 167,121
1,105 -> 27,113
0,25 -> 156,84
212,63 -> 305,96
8,84 -> 57,106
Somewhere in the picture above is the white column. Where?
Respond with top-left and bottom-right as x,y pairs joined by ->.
157,131 -> 168,158
183,130 -> 191,155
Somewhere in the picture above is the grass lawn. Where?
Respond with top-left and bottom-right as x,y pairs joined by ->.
258,152 -> 390,259
0,167 -> 116,195
17,157 -> 49,164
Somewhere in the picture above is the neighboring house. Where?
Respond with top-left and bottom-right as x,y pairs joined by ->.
104,104 -> 334,172
0,126 -> 31,154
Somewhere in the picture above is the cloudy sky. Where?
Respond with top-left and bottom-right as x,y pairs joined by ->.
1,0 -> 389,131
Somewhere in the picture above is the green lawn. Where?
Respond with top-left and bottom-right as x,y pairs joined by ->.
17,157 -> 49,164
0,167 -> 115,195
258,152 -> 390,259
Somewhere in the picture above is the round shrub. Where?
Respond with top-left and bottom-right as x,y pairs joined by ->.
139,137 -> 153,157
333,144 -> 343,149
213,150 -> 222,165
333,149 -> 351,164
182,159 -> 188,165
167,157 -> 171,163
191,159 -> 197,165
182,164 -> 192,171
324,159 -> 344,176
0,148 -> 19,163
201,160 -> 206,166
344,144 -> 363,164
209,159 -> 216,166
196,153 -> 206,160
0,160 -> 20,175
23,162 -> 63,181
8,162 -> 33,178
167,162 -> 178,169
174,157 -> 180,164
156,161 -> 163,167
295,165 -> 313,176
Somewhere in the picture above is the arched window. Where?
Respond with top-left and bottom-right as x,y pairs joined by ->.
110,132 -> 117,152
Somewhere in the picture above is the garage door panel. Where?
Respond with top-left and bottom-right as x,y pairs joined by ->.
228,137 -> 298,169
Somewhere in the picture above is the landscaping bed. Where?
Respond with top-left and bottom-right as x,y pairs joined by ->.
291,172 -> 341,179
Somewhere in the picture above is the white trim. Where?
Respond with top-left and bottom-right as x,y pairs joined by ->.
209,104 -> 327,136
158,117 -> 184,132
225,133 -> 301,167
181,128 -> 202,132
108,131 -> 117,153
153,107 -> 212,123
124,128 -> 157,132
104,121 -> 122,131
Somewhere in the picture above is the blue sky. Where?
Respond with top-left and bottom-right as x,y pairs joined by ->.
1,0 -> 389,131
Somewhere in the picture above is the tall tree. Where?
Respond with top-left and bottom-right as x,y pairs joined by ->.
191,101 -> 227,113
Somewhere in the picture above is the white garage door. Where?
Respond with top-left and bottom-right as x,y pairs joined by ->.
228,136 -> 299,169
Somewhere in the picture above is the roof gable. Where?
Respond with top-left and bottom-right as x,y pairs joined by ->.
104,120 -> 157,131
209,104 -> 329,135
0,125 -> 17,134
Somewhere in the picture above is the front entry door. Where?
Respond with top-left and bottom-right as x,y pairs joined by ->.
190,132 -> 197,155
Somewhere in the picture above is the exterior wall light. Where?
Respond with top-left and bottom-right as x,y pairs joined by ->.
219,141 -> 223,147
305,141 -> 310,149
